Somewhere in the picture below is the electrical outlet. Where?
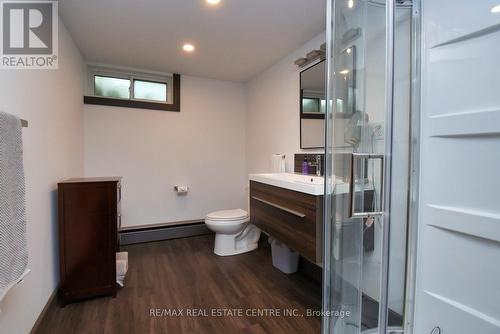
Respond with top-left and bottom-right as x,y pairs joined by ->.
371,122 -> 384,140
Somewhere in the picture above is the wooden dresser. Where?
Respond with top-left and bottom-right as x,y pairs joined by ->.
57,177 -> 121,305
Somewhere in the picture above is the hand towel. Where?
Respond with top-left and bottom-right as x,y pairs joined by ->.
0,111 -> 29,302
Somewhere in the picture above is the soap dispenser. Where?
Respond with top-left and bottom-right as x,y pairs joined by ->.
301,156 -> 309,175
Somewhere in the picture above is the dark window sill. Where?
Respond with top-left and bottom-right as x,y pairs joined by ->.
84,96 -> 180,112
300,112 -> 353,120
300,113 -> 325,119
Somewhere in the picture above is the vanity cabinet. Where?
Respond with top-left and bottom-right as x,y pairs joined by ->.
249,179 -> 375,266
57,177 -> 121,305
249,180 -> 323,264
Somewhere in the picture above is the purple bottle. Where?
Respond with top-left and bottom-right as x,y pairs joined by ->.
301,156 -> 309,175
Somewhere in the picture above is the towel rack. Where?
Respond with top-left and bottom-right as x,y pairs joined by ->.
21,119 -> 28,127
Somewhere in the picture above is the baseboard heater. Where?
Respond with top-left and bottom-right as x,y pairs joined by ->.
119,221 -> 212,245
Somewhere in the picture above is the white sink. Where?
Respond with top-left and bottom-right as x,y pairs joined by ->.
249,173 -> 325,195
249,173 -> 372,196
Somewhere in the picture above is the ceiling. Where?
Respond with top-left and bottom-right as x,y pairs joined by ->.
59,0 -> 326,82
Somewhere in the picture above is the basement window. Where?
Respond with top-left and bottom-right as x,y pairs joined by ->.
95,76 -> 131,99
133,80 -> 167,102
84,65 -> 180,112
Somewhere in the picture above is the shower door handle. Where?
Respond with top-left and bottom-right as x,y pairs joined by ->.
349,153 -> 384,218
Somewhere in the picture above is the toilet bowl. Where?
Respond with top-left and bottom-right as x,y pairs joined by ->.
205,209 -> 261,256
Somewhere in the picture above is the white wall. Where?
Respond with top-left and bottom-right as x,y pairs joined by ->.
0,21 -> 84,334
246,32 -> 326,174
84,76 -> 247,228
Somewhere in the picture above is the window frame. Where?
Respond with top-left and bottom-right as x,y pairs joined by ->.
84,65 -> 180,112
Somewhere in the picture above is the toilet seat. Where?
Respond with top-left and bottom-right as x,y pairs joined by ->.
206,209 -> 249,221
205,217 -> 249,227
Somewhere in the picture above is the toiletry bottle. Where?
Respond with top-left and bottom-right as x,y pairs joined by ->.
302,156 -> 309,175
280,155 -> 286,173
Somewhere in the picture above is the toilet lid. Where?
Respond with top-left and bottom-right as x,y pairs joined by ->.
206,209 -> 249,221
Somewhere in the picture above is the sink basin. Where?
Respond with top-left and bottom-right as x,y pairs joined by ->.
249,173 -> 325,195
249,173 -> 370,196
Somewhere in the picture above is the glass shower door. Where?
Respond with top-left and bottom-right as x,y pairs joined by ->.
322,0 -> 412,333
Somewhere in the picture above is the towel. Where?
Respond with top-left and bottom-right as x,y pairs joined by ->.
0,111 -> 29,302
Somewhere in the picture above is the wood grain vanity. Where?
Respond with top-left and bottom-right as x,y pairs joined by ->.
249,180 -> 324,264
249,172 -> 375,266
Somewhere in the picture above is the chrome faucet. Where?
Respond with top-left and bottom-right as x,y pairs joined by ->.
308,155 -> 322,176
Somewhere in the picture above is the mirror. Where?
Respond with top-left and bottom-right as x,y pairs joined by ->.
300,60 -> 326,149
299,46 -> 356,149
300,60 -> 326,118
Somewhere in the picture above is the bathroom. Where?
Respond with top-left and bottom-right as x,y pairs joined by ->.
0,1 -> 499,334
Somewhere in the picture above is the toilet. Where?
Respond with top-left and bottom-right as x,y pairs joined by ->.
205,209 -> 261,256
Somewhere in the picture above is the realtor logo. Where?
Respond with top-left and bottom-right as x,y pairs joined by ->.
1,1 -> 58,69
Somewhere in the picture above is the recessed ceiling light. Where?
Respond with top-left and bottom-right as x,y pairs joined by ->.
206,0 -> 221,5
183,43 -> 195,52
348,0 -> 354,9
491,4 -> 500,13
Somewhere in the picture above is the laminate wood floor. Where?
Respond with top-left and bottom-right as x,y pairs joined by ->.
36,235 -> 322,334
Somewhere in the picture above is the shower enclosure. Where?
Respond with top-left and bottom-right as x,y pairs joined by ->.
322,0 -> 418,333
